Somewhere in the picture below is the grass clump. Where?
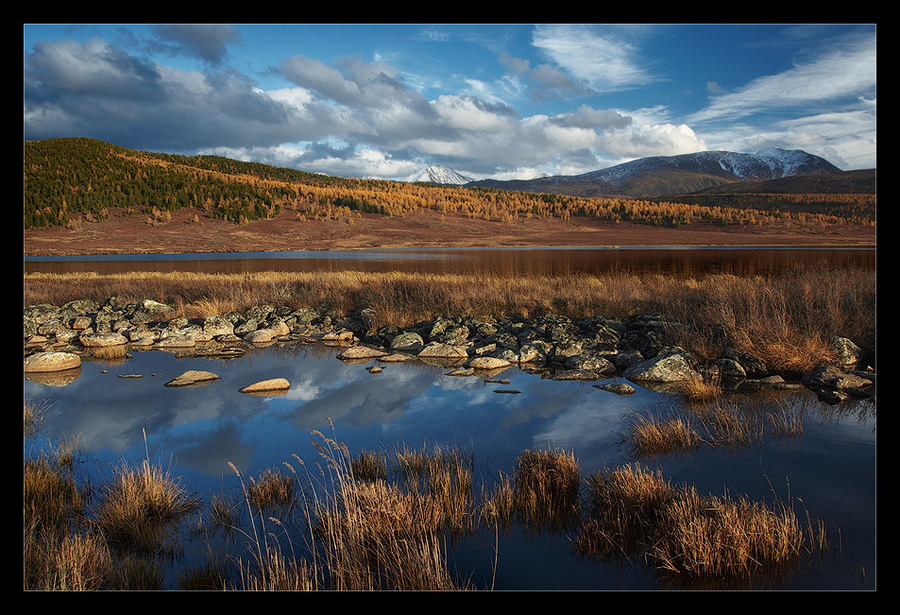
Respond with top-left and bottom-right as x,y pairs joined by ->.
574,463 -> 821,586
512,448 -> 581,531
93,458 -> 202,553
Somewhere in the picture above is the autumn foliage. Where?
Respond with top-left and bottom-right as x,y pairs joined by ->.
25,138 -> 874,231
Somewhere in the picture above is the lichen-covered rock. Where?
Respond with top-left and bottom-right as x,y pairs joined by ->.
78,331 -> 128,347
623,349 -> 702,383
24,351 -> 82,373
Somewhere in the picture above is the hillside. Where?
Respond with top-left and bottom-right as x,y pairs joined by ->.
23,138 -> 876,255
466,148 -> 852,198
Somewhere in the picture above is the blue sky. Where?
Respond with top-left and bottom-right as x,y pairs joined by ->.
23,23 -> 877,181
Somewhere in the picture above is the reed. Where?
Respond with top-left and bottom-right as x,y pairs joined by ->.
626,398 -> 805,457
626,413 -> 702,457
93,458 -> 202,552
245,467 -> 299,513
512,448 -> 581,530
575,463 -> 817,584
650,485 -> 804,580
575,463 -> 675,558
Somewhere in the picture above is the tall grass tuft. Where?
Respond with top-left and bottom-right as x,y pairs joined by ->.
650,485 -> 804,581
512,448 -> 581,531
94,458 -> 202,553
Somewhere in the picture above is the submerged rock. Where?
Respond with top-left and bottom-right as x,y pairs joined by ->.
165,370 -> 221,388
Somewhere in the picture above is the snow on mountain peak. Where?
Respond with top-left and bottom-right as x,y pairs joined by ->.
402,164 -> 473,185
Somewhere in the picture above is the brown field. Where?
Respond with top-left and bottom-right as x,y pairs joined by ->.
22,206 -> 876,256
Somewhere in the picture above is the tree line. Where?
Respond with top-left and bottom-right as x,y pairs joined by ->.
24,138 -> 874,230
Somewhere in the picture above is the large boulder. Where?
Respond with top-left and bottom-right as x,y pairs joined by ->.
24,351 -> 82,373
624,349 -> 702,383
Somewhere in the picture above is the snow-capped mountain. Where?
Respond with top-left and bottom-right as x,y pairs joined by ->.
580,148 -> 840,185
402,164 -> 473,185
466,148 -> 843,198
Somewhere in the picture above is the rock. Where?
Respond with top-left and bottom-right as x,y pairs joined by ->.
338,345 -> 388,360
243,328 -> 278,344
418,343 -> 469,359
202,315 -> 234,337
593,382 -> 637,395
552,369 -> 599,381
390,331 -> 425,352
802,363 -> 871,390
79,331 -> 128,347
24,351 -> 82,373
467,356 -> 510,370
378,353 -> 412,363
829,336 -> 862,369
623,349 -> 702,383
164,370 -> 221,388
722,348 -> 768,378
156,335 -> 196,348
446,367 -> 476,377
239,378 -> 291,394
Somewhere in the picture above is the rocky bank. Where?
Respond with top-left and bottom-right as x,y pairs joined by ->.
24,297 -> 875,404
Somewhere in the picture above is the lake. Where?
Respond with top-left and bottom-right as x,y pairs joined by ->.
23,247 -> 877,591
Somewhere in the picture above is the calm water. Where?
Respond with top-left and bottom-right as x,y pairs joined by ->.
23,246 -> 875,276
23,248 -> 877,590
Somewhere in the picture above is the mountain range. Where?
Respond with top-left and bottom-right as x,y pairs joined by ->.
406,148 -> 861,198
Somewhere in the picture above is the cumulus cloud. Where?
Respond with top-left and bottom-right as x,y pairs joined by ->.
23,25 -> 876,179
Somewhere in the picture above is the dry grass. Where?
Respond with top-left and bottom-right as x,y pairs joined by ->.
23,266 -> 876,374
23,410 -> 830,590
245,467 -> 299,513
575,463 -> 821,584
512,448 -> 581,531
650,485 -> 804,581
93,459 -> 202,552
626,398 -> 806,457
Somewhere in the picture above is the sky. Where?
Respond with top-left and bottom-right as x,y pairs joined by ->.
23,23 -> 877,181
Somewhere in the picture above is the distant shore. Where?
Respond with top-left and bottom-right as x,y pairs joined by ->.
22,206 -> 876,257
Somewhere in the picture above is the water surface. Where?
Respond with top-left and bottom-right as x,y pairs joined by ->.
24,342 -> 876,591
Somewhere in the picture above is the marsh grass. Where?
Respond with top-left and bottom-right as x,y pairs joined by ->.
512,448 -> 581,531
245,467 -> 299,514
93,458 -> 202,553
23,413 -> 832,590
575,463 -> 824,585
22,266 -> 876,369
626,397 -> 806,457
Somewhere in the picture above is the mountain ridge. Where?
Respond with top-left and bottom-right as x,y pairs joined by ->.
410,148 -> 853,198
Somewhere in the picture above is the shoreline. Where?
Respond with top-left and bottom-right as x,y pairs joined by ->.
22,205 -> 877,257
23,243 -> 878,259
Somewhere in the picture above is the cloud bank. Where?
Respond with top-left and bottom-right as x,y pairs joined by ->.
24,24 -> 876,179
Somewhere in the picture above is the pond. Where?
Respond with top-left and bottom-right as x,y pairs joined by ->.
23,247 -> 876,590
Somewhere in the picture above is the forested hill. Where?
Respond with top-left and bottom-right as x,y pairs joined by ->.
24,138 -> 875,230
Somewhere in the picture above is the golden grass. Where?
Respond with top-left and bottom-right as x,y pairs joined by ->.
23,266 -> 876,374
650,486 -> 804,580
23,418 -> 831,590
575,463 -> 821,584
626,398 -> 806,457
512,448 -> 581,530
93,458 -> 202,552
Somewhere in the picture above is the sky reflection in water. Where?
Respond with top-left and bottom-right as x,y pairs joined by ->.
23,340 -> 876,590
